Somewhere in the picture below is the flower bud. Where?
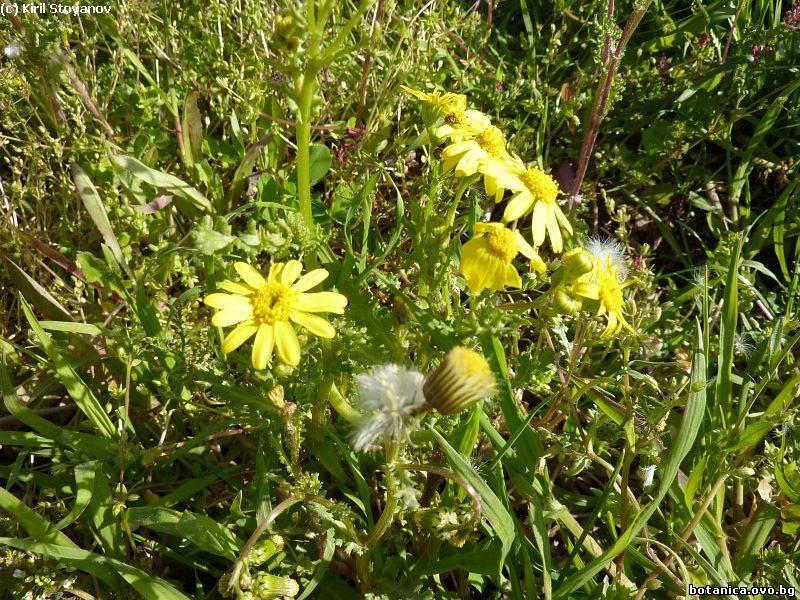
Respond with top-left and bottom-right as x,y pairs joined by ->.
251,573 -> 299,599
414,506 -> 460,541
249,535 -> 284,567
553,289 -> 582,315
423,347 -> 496,415
267,385 -> 285,409
552,249 -> 594,286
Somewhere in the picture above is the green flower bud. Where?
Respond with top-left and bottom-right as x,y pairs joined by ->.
553,289 -> 582,315
251,573 -> 299,599
423,347 -> 496,415
250,535 -> 284,567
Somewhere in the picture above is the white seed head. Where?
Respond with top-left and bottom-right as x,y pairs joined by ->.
4,40 -> 22,58
587,237 -> 628,282
640,464 -> 656,488
351,364 -> 426,451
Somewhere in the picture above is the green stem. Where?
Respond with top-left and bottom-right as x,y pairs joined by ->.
295,76 -> 317,232
364,443 -> 399,548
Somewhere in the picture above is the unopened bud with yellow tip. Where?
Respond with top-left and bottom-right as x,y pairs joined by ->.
249,534 -> 284,567
423,347 -> 496,415
551,249 -> 594,286
251,573 -> 299,599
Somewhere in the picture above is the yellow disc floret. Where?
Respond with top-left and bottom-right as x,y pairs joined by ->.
251,282 -> 294,324
485,226 -> 519,262
474,126 -> 507,158
520,167 -> 559,203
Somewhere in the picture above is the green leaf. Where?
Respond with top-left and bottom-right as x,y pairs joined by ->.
309,144 -> 332,185
19,295 -> 117,439
764,375 -> 800,418
87,464 -> 127,559
3,258 -> 71,320
1,354 -> 113,459
733,503 -> 780,577
715,234 -> 741,419
113,154 -> 212,214
483,336 -> 543,466
431,428 -> 516,567
730,85 -> 799,205
0,537 -> 189,600
70,163 -> 128,273
39,320 -> 104,335
52,461 -> 96,531
296,528 -> 336,600
0,487 -> 77,547
182,92 -> 203,166
727,419 -> 773,452
126,506 -> 243,560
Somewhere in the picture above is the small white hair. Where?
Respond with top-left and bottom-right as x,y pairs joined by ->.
587,237 -> 628,282
351,364 -> 426,452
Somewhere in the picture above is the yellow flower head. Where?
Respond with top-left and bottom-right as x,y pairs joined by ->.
423,347 -> 496,415
442,122 -> 509,175
401,85 -> 467,115
586,239 -> 634,337
460,223 -> 545,294
204,261 -> 348,368
482,155 -> 572,252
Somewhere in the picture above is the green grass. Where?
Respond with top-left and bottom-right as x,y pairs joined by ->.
1,0 -> 800,598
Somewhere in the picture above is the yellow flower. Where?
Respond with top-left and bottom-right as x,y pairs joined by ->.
482,155 -> 572,252
593,256 -> 634,338
438,114 -> 516,202
460,223 -> 545,294
434,108 -> 494,144
401,85 -> 467,115
204,261 -> 348,368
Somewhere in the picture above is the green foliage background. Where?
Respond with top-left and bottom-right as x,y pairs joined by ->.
1,0 -> 800,598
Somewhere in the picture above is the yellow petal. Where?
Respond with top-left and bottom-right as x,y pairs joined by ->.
546,207 -> 563,253
204,293 -> 251,310
294,291 -> 348,314
251,324 -> 275,370
503,191 -> 534,222
503,263 -> 522,288
218,280 -> 253,295
531,202 -> 547,247
211,305 -> 253,327
442,140 -> 474,160
221,320 -> 258,354
474,222 -> 503,234
268,262 -> 284,282
513,230 -> 536,260
293,268 -> 329,292
530,254 -> 547,273
454,150 -> 482,177
235,262 -> 266,289
290,311 -> 336,338
400,85 -> 428,101
274,321 -> 301,366
280,260 -> 303,285
554,204 -> 573,234
461,241 -> 503,294
573,282 -> 599,300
